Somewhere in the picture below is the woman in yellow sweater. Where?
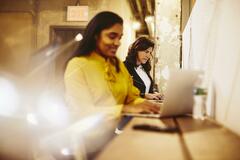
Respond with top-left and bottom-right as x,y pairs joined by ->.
64,11 -> 160,120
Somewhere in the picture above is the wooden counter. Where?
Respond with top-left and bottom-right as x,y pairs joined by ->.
96,116 -> 240,160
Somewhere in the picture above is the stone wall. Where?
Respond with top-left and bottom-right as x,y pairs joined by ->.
154,0 -> 181,92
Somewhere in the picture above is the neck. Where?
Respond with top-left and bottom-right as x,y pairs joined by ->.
94,49 -> 116,60
136,60 -> 141,66
94,49 -> 108,60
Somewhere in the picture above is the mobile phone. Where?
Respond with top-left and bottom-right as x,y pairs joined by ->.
133,124 -> 178,133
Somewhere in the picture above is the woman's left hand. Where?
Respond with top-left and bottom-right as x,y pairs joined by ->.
144,93 -> 164,100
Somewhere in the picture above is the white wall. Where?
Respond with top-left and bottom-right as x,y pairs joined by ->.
183,0 -> 240,135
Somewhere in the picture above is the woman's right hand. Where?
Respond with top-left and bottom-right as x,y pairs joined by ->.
122,100 -> 161,114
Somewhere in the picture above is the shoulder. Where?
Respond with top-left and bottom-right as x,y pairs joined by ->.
123,60 -> 134,70
67,57 -> 88,69
118,59 -> 129,73
65,57 -> 89,75
123,60 -> 130,66
119,59 -> 126,69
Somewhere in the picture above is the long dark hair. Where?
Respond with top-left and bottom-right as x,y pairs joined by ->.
69,11 -> 123,59
125,37 -> 154,72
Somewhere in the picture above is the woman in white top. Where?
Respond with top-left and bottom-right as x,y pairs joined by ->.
124,37 -> 162,100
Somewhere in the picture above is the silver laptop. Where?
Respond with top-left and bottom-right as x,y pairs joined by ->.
123,69 -> 200,118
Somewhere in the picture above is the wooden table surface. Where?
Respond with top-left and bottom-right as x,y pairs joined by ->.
96,116 -> 240,160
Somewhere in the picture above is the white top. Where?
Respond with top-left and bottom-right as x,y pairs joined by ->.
134,65 -> 151,93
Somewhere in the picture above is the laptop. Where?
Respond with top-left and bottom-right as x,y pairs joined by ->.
123,69 -> 200,118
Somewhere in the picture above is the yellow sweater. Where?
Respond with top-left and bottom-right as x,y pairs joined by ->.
64,52 -> 144,119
